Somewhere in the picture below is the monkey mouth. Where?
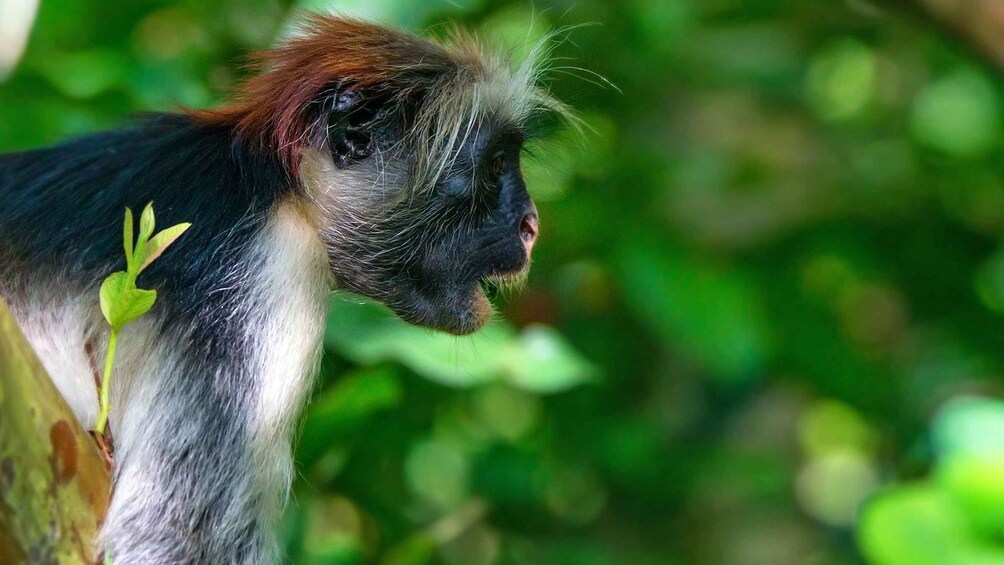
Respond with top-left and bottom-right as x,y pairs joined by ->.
430,265 -> 529,336
395,248 -> 531,336
467,265 -> 529,321
478,266 -> 529,298
474,240 -> 533,305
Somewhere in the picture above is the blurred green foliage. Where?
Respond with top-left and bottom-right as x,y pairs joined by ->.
7,0 -> 1004,564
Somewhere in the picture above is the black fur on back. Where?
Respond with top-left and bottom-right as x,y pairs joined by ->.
0,113 -> 290,321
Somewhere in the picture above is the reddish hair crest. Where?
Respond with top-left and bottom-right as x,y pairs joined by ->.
190,16 -> 462,168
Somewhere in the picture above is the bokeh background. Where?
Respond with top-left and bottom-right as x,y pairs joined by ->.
6,0 -> 1004,564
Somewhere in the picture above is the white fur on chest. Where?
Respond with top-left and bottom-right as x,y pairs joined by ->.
248,202 -> 330,441
242,201 -> 331,528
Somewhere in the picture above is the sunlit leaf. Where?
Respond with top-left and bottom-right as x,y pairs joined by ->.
140,222 -> 190,271
99,271 -> 156,330
326,296 -> 513,388
911,69 -> 1001,158
326,297 -> 595,392
137,201 -> 156,247
939,453 -> 1004,539
858,485 -> 1004,565
123,207 -> 134,268
502,324 -> 598,393
932,397 -> 1004,459
99,271 -> 126,325
806,38 -> 876,121
33,49 -> 128,98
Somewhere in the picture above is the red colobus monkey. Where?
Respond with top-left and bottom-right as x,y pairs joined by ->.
0,15 -> 570,563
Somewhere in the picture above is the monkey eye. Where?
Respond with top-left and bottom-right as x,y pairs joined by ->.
489,152 -> 505,178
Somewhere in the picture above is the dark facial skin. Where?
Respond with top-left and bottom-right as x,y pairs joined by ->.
404,122 -> 539,334
323,88 -> 539,335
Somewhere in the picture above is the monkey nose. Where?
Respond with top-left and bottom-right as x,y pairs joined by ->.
519,211 -> 539,253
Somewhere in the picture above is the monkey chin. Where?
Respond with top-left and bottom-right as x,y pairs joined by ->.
456,285 -> 495,336
449,266 -> 529,335
413,269 -> 529,336
400,285 -> 491,336
388,278 -> 492,336
391,259 -> 530,336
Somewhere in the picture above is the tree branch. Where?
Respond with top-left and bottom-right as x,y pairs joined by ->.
0,299 -> 110,564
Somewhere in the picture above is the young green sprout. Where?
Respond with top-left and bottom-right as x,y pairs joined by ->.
95,203 -> 190,434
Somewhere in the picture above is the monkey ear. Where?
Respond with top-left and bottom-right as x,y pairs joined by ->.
325,84 -> 389,168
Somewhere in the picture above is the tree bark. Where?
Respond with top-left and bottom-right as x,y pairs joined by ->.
0,299 -> 110,564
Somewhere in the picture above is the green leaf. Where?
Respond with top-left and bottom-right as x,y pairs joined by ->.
325,297 -> 512,388
911,69 -> 1001,158
99,272 -> 157,329
99,271 -> 127,326
502,325 -> 598,393
858,485 -> 1004,565
122,208 -> 134,271
325,297 -> 596,393
140,222 -> 191,271
938,453 -> 1004,538
933,397 -> 1004,459
115,287 -> 157,329
137,202 -> 156,249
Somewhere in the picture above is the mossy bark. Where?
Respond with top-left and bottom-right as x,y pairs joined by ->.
0,299 -> 110,564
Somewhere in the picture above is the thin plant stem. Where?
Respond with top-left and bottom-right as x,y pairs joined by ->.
95,328 -> 119,435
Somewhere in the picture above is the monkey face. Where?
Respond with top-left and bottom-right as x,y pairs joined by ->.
397,124 -> 539,335
306,91 -> 539,335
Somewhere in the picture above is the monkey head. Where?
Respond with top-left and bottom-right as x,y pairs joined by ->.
300,84 -> 542,335
197,17 -> 570,335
